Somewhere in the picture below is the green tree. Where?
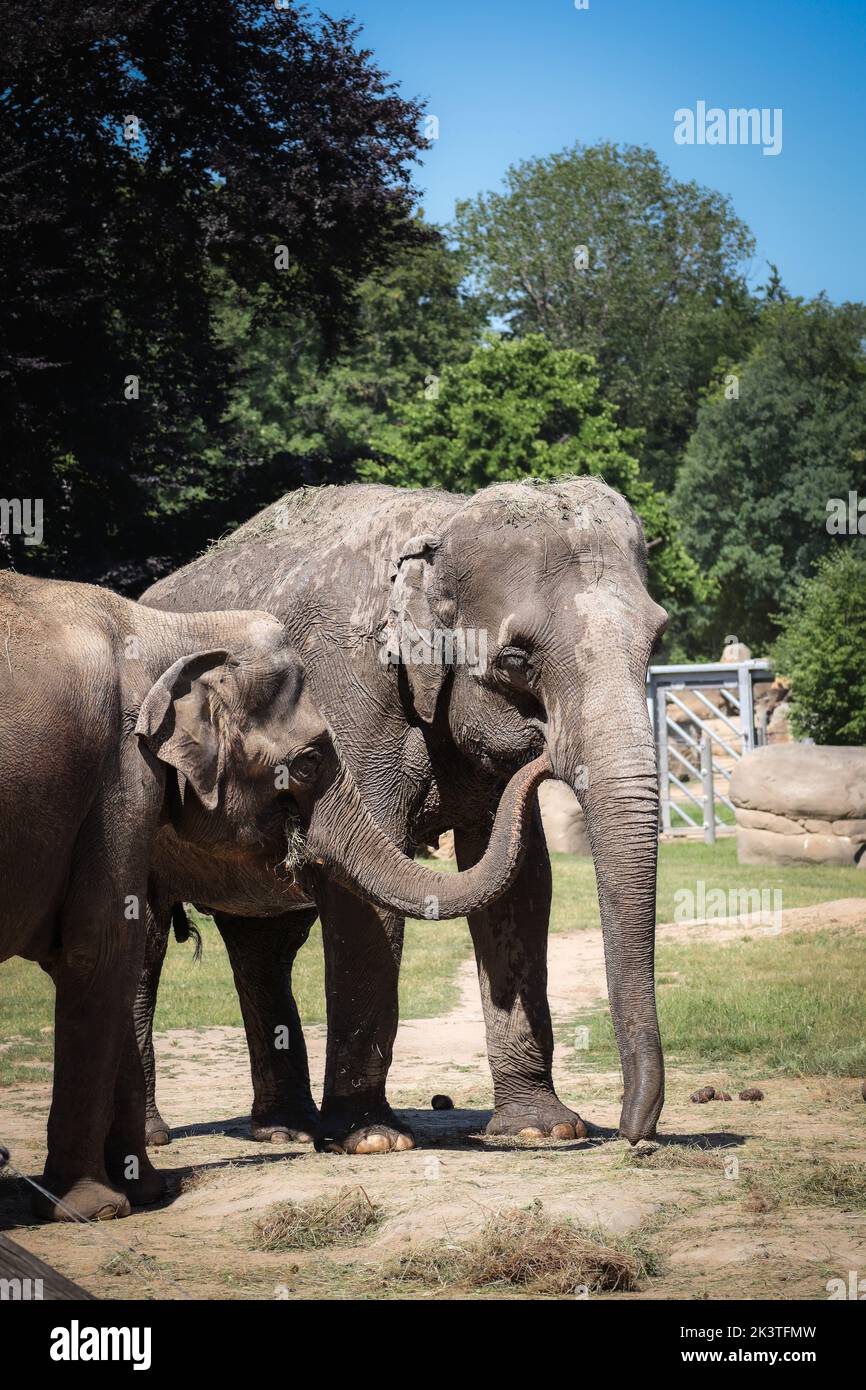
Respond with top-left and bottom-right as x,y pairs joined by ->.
453,142 -> 757,491
210,229 -> 486,495
0,0 -> 427,588
672,297 -> 866,654
771,549 -> 866,745
363,334 -> 703,613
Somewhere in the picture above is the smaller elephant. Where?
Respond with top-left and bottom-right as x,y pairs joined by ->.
0,571 -> 550,1221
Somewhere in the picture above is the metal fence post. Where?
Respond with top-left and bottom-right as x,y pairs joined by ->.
701,734 -> 716,845
738,663 -> 756,753
656,686 -> 671,833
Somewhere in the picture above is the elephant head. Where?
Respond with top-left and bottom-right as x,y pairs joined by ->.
135,615 -> 551,920
384,479 -> 667,1140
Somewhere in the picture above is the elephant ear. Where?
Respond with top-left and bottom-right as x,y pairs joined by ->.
135,650 -> 231,811
386,533 -> 456,723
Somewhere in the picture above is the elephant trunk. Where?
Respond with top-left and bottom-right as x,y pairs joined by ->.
304,753 -> 552,920
549,678 -> 664,1142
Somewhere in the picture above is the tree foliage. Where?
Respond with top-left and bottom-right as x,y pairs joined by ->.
364,334 -> 703,612
0,0 -> 427,587
210,229 -> 486,498
671,297 -> 866,654
771,548 -> 866,745
453,142 -> 757,490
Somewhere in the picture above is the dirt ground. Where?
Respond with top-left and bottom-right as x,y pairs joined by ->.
2,902 -> 865,1301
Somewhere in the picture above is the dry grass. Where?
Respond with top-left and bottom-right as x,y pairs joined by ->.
383,1206 -> 659,1296
743,1160 -> 866,1215
177,1166 -> 225,1195
252,1186 -> 381,1252
618,1142 -> 727,1172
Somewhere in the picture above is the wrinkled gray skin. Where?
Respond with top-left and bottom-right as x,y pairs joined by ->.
138,478 -> 667,1153
0,571 -> 548,1220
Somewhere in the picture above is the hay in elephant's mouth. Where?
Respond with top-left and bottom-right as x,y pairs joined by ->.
281,816 -> 308,877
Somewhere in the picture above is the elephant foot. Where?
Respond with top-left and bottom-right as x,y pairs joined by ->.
485,1095 -> 588,1141
146,1113 -> 172,1147
315,1100 -> 415,1155
119,1166 -> 167,1208
34,1174 -> 131,1223
106,1149 -> 167,1207
250,1105 -> 318,1145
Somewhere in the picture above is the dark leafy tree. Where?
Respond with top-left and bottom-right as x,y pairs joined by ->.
205,226 -> 487,506
0,0 -> 428,587
672,296 -> 866,654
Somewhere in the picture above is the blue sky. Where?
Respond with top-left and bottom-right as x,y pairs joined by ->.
337,0 -> 866,302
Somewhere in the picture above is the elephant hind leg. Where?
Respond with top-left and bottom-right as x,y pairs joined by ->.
134,897 -> 173,1146
216,909 -> 319,1143
105,1020 -> 167,1208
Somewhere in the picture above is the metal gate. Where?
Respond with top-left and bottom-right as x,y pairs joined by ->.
647,659 -> 774,842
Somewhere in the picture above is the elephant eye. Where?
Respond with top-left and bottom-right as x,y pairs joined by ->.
495,647 -> 534,685
288,745 -> 323,787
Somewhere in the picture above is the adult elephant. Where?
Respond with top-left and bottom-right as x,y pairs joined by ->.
0,570 -> 549,1220
138,478 -> 667,1152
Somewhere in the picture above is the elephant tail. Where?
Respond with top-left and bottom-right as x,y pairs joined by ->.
171,902 -> 202,962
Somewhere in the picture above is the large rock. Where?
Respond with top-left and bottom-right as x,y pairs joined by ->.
730,745 -> 866,867
538,780 -> 591,855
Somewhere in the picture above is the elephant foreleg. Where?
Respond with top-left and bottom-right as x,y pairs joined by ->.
454,807 -> 586,1140
315,879 -> 413,1154
214,910 -> 319,1143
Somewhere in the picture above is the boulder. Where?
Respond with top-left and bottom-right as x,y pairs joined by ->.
721,635 -> 752,663
425,829 -> 455,860
538,780 -> 591,855
730,745 -> 866,867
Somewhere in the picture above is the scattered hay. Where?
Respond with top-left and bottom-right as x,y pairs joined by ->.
100,1249 -> 161,1278
795,1161 -> 866,1209
383,1206 -> 658,1295
252,1186 -> 381,1252
743,1161 -> 866,1214
177,1167 -> 224,1195
742,1180 -> 779,1214
619,1143 -> 724,1172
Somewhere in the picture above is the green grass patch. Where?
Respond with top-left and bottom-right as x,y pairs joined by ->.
2,839 -> 863,1083
668,801 -> 737,830
568,928 -> 866,1077
549,835 -> 866,935
0,903 -> 472,1082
